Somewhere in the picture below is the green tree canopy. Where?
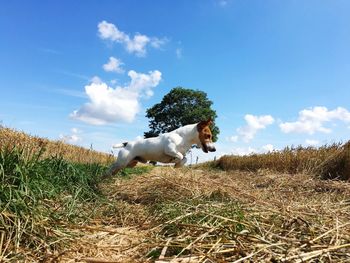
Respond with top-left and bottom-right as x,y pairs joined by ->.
144,87 -> 219,142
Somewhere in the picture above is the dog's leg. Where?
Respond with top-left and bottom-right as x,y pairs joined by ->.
103,150 -> 130,179
174,157 -> 187,168
164,143 -> 184,164
127,160 -> 138,168
126,156 -> 148,168
104,159 -> 124,179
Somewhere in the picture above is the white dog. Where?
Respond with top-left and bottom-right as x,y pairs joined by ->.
106,119 -> 216,176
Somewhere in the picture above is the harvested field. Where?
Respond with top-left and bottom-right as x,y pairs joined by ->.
57,167 -> 350,262
1,129 -> 349,262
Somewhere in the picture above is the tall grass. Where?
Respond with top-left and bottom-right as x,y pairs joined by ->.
0,124 -> 154,262
0,127 -> 114,164
0,145 -> 107,261
214,142 -> 350,180
0,144 -> 151,261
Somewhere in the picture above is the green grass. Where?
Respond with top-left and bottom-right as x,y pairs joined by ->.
0,146 -> 150,261
119,166 -> 153,179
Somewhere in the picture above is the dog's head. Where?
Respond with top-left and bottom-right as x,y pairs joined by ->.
197,118 -> 216,153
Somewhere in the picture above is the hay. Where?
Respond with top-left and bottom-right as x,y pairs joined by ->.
314,141 -> 350,181
53,167 -> 350,262
5,166 -> 350,262
59,227 -> 148,263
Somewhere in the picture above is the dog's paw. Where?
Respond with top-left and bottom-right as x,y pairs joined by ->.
169,153 -> 185,164
170,157 -> 180,163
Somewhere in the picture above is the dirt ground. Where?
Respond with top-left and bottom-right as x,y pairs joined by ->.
59,166 -> 350,263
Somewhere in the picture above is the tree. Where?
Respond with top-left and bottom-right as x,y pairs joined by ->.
144,87 -> 219,142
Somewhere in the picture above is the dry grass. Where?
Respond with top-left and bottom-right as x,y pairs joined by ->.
56,167 -> 350,262
213,142 -> 350,181
2,127 -> 350,262
0,126 -> 114,164
314,142 -> 350,181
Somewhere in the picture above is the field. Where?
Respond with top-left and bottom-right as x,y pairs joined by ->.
0,127 -> 114,164
1,127 -> 350,262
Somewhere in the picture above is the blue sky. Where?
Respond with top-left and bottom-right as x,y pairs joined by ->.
1,0 -> 350,162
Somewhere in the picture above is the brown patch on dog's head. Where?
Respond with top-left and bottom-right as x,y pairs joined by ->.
197,118 -> 216,153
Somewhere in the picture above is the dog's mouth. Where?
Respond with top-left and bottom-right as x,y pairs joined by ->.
202,143 -> 209,153
201,143 -> 216,153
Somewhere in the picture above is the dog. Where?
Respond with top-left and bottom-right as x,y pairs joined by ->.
106,118 -> 216,177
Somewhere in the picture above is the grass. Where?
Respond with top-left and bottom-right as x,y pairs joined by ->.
0,126 -> 114,164
212,142 -> 350,180
0,145 -> 104,261
1,126 -> 350,262
0,142 -> 151,261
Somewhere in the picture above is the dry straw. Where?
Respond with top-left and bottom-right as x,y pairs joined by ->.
60,167 -> 350,262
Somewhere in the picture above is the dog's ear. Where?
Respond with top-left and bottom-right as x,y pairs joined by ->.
197,118 -> 212,130
206,117 -> 212,125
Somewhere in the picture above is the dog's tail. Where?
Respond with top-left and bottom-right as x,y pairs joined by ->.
112,142 -> 128,149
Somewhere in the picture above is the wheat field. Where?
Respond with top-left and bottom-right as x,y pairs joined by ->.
0,127 -> 114,164
213,142 -> 350,181
1,127 -> 350,262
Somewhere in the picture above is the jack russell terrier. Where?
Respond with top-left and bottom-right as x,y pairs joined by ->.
106,119 -> 216,176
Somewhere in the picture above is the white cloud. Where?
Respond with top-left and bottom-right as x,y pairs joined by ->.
70,70 -> 162,125
305,139 -> 319,146
98,21 -> 167,57
103,56 -> 124,73
231,147 -> 258,156
110,79 -> 118,85
229,144 -> 275,156
98,20 -> 126,41
280,106 -> 350,134
150,37 -> 168,49
60,128 -> 82,144
236,114 -> 275,142
262,144 -> 274,152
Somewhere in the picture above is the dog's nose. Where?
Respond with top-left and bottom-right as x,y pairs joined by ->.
208,145 -> 216,152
